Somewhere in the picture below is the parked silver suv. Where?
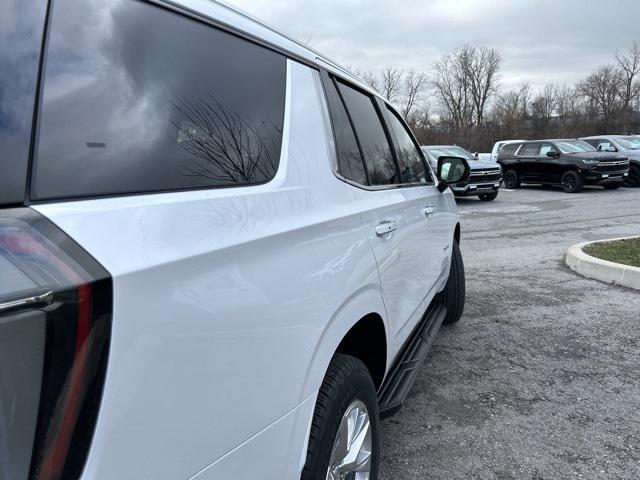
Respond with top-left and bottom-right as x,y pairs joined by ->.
581,135 -> 640,187
423,145 -> 503,201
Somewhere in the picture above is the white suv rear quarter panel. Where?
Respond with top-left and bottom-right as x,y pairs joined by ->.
34,61 -> 387,479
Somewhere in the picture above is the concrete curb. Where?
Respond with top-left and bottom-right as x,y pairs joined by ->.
566,236 -> 640,291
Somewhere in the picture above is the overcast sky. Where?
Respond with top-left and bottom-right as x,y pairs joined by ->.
228,0 -> 640,92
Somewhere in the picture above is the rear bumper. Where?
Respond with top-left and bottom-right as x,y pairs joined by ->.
451,181 -> 501,196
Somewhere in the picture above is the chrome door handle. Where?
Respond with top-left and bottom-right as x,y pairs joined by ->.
421,206 -> 437,217
374,221 -> 398,236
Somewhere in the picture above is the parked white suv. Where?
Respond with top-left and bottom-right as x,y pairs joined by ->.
1,1 -> 469,479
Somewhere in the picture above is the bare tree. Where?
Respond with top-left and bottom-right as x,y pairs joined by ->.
171,95 -> 280,183
578,65 -> 624,123
400,70 -> 427,121
431,52 -> 471,128
380,67 -> 403,102
346,66 -> 381,93
464,46 -> 502,126
554,84 -> 580,118
532,84 -> 558,119
615,41 -> 640,130
431,45 -> 501,128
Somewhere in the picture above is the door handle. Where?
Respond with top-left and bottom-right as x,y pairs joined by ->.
421,206 -> 437,217
374,221 -> 398,236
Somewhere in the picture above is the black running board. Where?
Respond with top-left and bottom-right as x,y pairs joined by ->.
377,302 -> 447,419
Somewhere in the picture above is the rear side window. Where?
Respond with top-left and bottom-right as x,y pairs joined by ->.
385,107 -> 433,184
520,143 -> 540,156
500,144 -> 519,157
0,2 -> 48,204
323,77 -> 367,185
33,0 -> 286,200
336,81 -> 397,186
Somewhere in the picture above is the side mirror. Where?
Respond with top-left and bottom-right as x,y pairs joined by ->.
437,156 -> 470,192
546,150 -> 559,158
607,146 -> 617,152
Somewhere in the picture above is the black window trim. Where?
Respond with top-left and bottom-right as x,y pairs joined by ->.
320,69 -> 432,192
335,76 -> 403,189
379,102 -> 435,187
329,73 -> 372,186
28,0 -> 297,204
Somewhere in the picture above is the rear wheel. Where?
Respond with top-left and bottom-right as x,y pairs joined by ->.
302,355 -> 380,480
442,241 -> 465,324
624,165 -> 640,188
560,170 -> 583,193
478,191 -> 498,201
503,170 -> 520,189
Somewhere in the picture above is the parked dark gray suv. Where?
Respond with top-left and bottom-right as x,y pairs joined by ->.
581,135 -> 640,188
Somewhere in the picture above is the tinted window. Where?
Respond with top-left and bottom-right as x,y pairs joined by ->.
520,143 -> 540,156
499,144 -> 520,157
386,107 -> 432,184
555,140 -> 596,154
33,0 -> 286,200
323,77 -> 367,184
615,136 -> 640,150
0,2 -> 47,204
337,82 -> 397,186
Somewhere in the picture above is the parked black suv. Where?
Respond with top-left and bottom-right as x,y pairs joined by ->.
498,139 -> 630,193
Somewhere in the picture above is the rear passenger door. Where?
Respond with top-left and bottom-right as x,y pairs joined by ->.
518,142 -> 542,182
323,75 -> 445,355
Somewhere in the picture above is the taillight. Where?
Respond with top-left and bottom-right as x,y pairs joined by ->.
0,208 -> 112,480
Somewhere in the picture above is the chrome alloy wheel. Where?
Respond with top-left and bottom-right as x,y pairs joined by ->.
326,400 -> 372,480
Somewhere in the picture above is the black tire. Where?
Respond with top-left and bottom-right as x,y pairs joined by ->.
503,170 -> 520,189
442,241 -> 465,324
301,355 -> 380,480
624,165 -> 640,188
478,191 -> 499,201
603,183 -> 622,190
560,170 -> 583,193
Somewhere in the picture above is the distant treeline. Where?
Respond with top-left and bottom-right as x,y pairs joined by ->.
350,42 -> 640,152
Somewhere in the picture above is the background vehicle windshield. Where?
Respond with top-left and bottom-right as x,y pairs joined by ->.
555,140 -> 597,154
428,146 -> 476,161
615,136 -> 640,150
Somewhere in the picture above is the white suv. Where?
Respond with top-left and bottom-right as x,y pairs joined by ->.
0,1 -> 469,479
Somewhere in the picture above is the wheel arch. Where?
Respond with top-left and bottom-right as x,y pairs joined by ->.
335,313 -> 387,390
299,285 -> 389,400
454,223 -> 461,245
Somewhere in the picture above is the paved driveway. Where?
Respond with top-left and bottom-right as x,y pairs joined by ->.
380,186 -> 640,479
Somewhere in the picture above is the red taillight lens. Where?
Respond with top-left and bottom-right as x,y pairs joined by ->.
0,209 -> 112,480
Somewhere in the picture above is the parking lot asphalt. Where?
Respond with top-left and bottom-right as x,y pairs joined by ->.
380,185 -> 640,480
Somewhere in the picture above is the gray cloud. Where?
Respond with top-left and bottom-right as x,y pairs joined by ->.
228,0 -> 640,91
